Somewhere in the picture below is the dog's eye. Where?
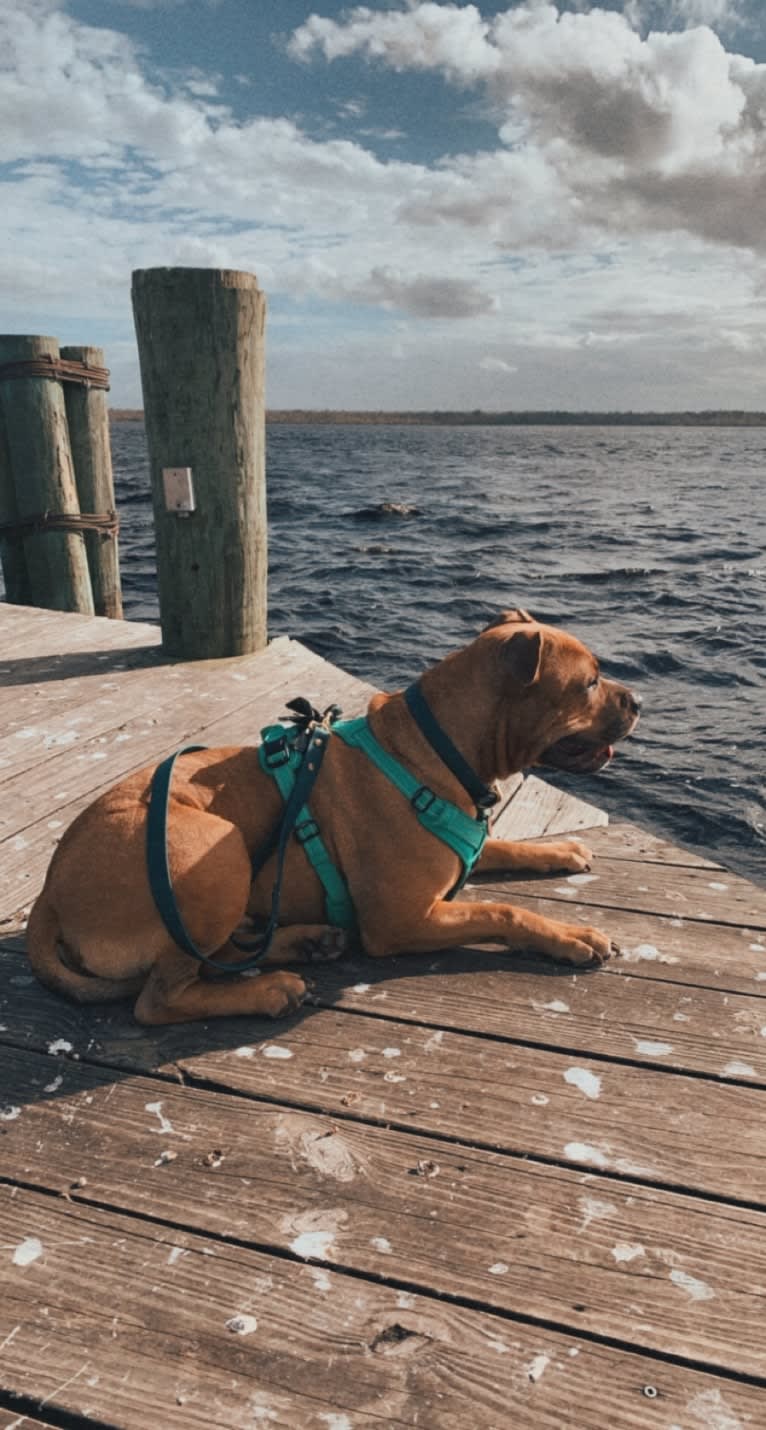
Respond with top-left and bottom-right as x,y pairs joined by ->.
586,673 -> 600,691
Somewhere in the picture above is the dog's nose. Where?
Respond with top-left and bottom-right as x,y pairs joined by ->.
620,689 -> 642,717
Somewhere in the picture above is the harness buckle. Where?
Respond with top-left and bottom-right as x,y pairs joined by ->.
263,735 -> 291,768
295,818 -> 320,844
412,786 -> 437,814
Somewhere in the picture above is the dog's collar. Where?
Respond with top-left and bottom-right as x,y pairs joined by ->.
403,682 -> 499,813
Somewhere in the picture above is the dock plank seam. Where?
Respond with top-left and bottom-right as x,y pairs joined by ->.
0,1391 -> 113,1430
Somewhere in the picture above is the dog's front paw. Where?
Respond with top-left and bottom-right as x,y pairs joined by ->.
545,838 -> 593,874
545,922 -> 616,967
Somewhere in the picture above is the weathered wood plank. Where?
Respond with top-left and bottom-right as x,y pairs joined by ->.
567,820 -> 723,869
3,934 -> 766,1088
0,646 -> 163,734
495,773 -> 607,837
169,1013 -> 766,1203
464,895 -> 766,994
473,858 -> 766,929
0,636 -> 325,805
0,976 -> 763,1203
2,1188 -> 764,1428
0,635 -> 299,788
4,1046 -> 766,1377
307,956 -> 766,1082
0,656 -> 166,743
5,883 -> 764,1002
4,921 -> 766,1077
0,602 -> 160,658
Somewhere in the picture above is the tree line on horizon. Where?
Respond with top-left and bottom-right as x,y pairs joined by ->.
110,408 -> 766,426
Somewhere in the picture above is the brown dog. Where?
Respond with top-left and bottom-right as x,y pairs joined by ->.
26,610 -> 640,1025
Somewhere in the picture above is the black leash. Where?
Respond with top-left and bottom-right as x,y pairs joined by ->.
403,682 -> 499,813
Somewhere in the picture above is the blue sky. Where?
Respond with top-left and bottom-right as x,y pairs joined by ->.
2,2 -> 765,407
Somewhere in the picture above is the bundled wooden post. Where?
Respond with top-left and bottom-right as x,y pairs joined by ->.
0,409 -> 32,605
0,335 -> 94,614
131,267 -> 267,659
61,344 -> 122,619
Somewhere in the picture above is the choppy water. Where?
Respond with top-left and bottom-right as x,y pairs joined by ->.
109,422 -> 765,883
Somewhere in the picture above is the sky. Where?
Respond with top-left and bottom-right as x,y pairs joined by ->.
2,0 -> 766,409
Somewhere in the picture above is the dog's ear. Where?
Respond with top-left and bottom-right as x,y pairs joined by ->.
502,628 -> 543,686
483,608 -> 534,632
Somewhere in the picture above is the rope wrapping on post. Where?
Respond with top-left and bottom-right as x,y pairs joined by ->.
0,511 -> 119,541
0,356 -> 110,390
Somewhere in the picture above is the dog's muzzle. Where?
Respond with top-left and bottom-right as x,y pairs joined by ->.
539,688 -> 641,774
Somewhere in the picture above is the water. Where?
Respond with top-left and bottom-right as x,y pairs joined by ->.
110,422 -> 765,883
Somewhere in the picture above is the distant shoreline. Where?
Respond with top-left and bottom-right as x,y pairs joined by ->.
109,408 -> 766,427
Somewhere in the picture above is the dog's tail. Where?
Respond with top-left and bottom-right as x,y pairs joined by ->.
26,894 -> 144,1004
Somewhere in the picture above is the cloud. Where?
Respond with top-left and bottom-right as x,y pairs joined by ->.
289,3 -> 497,82
352,267 -> 496,316
292,2 -> 766,254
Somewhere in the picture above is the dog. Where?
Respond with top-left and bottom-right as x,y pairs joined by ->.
26,610 -> 640,1025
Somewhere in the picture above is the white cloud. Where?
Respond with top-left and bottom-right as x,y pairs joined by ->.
293,3 -> 766,253
351,267 -> 496,316
289,3 -> 498,82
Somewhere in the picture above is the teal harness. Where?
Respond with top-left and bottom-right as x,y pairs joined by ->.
257,715 -> 355,929
146,687 -> 497,970
332,716 -> 490,901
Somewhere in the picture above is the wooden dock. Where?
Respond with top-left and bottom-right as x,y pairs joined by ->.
1,601 -> 765,1428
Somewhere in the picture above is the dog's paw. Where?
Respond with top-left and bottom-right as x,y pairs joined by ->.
299,927 -> 353,963
258,970 -> 309,1018
261,924 -> 353,966
544,838 -> 593,874
546,922 -> 615,967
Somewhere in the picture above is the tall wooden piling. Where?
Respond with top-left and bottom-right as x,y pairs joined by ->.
131,267 -> 267,659
0,335 -> 94,614
61,344 -> 122,619
0,409 -> 32,605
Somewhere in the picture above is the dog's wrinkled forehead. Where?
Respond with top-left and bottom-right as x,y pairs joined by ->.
481,608 -> 601,689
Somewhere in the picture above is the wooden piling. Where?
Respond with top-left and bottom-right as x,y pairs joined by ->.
0,334 -> 94,615
131,267 -> 267,659
60,344 -> 122,619
0,406 -> 32,605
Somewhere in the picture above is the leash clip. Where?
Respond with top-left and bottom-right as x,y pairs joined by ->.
295,818 -> 320,845
477,788 -> 500,812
